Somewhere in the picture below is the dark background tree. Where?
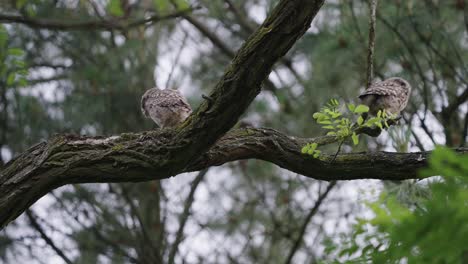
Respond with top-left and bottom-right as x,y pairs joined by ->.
0,0 -> 466,263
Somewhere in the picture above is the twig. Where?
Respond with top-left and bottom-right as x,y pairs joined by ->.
168,169 -> 209,264
284,181 -> 336,264
366,0 -> 378,88
331,140 -> 345,164
26,210 -> 73,264
166,32 -> 189,89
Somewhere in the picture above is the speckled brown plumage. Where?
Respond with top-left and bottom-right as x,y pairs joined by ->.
359,77 -> 412,116
141,87 -> 192,128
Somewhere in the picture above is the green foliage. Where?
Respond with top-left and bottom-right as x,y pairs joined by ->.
154,0 -> 170,13
303,99 -> 396,158
327,147 -> 468,263
154,0 -> 189,13
301,142 -> 321,158
0,25 -> 28,87
1,0 -> 466,263
107,0 -> 124,16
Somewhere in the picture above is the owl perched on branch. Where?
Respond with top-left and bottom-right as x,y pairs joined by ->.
141,87 -> 192,128
359,77 -> 412,117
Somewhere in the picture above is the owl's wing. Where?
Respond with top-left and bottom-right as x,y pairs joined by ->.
141,88 -> 192,118
141,90 -> 151,117
359,81 -> 400,98
141,88 -> 159,117
159,90 -> 192,114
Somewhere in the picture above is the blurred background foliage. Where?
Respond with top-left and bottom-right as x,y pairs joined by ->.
0,0 -> 466,263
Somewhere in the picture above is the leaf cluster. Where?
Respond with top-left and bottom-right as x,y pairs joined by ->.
0,25 -> 28,87
302,99 -> 396,158
326,147 -> 468,263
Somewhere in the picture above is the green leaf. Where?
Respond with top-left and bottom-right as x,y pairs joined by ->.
347,103 -> 356,112
174,0 -> 190,9
108,0 -> 124,16
14,60 -> 26,68
351,132 -> 359,145
154,0 -> 170,12
301,145 -> 309,154
309,143 -> 318,152
357,115 -> 364,126
330,112 -> 342,119
354,104 -> 370,114
8,48 -> 24,57
318,120 -> 332,125
0,25 -> 7,47
327,131 -> 336,136
17,78 -> 28,87
313,112 -> 324,119
365,117 -> 381,127
25,5 -> 36,17
16,0 -> 28,9
322,125 -> 335,130
6,73 -> 15,86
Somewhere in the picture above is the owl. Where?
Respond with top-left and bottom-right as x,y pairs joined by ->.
141,87 -> 192,128
359,77 -> 412,117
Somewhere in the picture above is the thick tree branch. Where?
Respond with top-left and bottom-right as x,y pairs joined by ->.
0,0 -> 327,230
1,127 -> 466,229
163,0 -> 326,177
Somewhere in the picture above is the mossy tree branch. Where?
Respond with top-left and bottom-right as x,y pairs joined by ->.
1,0 -> 465,231
2,127 -> 467,229
0,0 -> 326,229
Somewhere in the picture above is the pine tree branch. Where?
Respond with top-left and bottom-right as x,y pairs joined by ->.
0,8 -> 195,31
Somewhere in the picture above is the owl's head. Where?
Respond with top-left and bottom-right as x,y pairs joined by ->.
386,77 -> 412,94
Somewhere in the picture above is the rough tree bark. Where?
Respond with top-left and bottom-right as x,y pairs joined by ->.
0,0 -> 466,230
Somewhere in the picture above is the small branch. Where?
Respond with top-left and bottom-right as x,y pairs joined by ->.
119,185 -> 158,256
284,181 -> 336,264
26,210 -> 73,264
366,0 -> 378,88
168,169 -> 208,264
0,8 -> 195,31
441,86 -> 468,120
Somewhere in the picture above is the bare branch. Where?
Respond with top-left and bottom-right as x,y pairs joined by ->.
26,210 -> 73,264
366,0 -> 378,88
284,181 -> 335,264
168,169 -> 208,264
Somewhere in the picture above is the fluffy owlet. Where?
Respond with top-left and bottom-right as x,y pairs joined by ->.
359,77 -> 412,117
141,87 -> 192,128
